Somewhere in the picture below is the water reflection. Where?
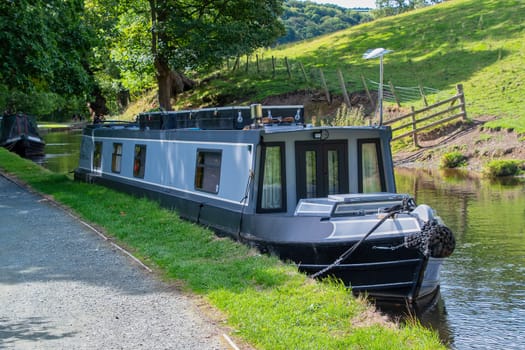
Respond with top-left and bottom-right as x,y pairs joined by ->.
40,131 -> 82,174
394,167 -> 525,349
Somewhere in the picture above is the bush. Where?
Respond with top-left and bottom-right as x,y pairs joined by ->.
440,151 -> 466,168
483,160 -> 523,177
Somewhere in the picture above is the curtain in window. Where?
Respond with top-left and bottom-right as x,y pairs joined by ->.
327,149 -> 339,195
261,146 -> 282,209
361,143 -> 382,192
305,150 -> 317,198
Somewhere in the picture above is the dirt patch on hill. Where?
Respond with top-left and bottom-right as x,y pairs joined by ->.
393,116 -> 525,173
260,89 -> 377,122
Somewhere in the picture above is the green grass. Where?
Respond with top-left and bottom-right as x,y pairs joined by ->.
175,0 -> 525,132
483,159 -> 523,177
0,148 -> 444,349
440,151 -> 467,169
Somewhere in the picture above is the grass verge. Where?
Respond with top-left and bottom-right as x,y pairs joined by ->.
0,148 -> 444,349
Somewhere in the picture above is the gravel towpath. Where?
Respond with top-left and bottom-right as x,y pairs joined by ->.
0,175 -> 229,350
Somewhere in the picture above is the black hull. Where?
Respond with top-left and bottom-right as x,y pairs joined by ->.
74,169 -> 438,305
1,137 -> 45,158
247,238 -> 433,304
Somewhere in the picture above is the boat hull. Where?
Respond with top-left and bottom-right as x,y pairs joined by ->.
74,168 -> 440,304
1,135 -> 46,157
250,238 -> 438,304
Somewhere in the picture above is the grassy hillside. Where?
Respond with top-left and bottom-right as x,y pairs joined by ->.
175,0 -> 524,131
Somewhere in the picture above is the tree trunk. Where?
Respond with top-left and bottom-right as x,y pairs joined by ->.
149,0 -> 195,111
155,57 -> 196,110
155,56 -> 172,111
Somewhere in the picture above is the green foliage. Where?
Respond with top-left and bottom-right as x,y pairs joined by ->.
483,159 -> 523,177
0,148 -> 445,350
278,0 -> 372,44
320,104 -> 369,126
440,151 -> 467,168
375,0 -> 443,18
151,0 -> 285,72
0,0 -> 95,117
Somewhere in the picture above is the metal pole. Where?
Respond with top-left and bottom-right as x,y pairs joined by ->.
379,55 -> 384,125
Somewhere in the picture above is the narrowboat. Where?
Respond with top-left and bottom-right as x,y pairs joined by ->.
74,105 -> 455,305
0,113 -> 46,157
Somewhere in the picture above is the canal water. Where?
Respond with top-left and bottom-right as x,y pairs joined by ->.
41,131 -> 525,349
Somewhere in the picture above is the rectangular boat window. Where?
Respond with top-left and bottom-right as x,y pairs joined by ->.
195,150 -> 222,193
133,144 -> 146,178
305,150 -> 317,198
111,143 -> 123,173
258,143 -> 286,212
358,139 -> 386,193
327,149 -> 340,195
93,141 -> 102,171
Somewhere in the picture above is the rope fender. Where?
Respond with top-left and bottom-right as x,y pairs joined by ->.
405,219 -> 456,258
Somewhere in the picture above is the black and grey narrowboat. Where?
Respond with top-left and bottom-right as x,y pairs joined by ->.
74,105 -> 455,305
0,113 -> 46,157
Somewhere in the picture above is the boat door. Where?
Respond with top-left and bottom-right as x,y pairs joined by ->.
295,140 -> 348,200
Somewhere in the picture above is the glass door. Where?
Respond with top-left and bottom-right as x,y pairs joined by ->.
295,140 -> 348,200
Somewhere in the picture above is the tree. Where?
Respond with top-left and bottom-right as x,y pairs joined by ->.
148,0 -> 285,110
277,0 -> 371,45
0,0 -> 95,117
375,0 -> 442,17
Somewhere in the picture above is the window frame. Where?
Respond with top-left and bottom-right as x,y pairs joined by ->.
133,144 -> 147,178
357,138 -> 386,193
194,149 -> 222,194
111,143 -> 123,173
93,141 -> 103,171
257,142 -> 287,213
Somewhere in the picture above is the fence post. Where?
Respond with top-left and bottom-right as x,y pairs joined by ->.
337,69 -> 352,108
245,55 -> 249,73
361,75 -> 375,111
299,62 -> 308,82
285,57 -> 292,79
418,85 -> 428,106
456,84 -> 467,120
272,56 -> 276,78
389,81 -> 401,107
256,54 -> 260,74
410,106 -> 419,147
319,69 -> 331,104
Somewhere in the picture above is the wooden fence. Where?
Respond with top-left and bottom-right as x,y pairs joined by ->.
382,84 -> 467,147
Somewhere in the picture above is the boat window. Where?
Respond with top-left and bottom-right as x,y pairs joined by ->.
305,150 -> 317,198
111,143 -> 123,173
93,141 -> 102,171
327,149 -> 340,195
257,143 -> 286,212
195,150 -> 222,194
133,144 -> 146,178
358,139 -> 386,193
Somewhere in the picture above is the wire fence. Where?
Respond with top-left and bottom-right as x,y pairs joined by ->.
225,55 -> 449,108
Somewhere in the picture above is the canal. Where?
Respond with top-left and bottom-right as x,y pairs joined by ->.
42,131 -> 525,349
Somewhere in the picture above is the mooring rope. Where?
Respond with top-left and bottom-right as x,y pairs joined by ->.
309,209 -> 399,279
308,197 -> 455,279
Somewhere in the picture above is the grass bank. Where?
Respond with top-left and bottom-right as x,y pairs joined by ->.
0,148 -> 444,349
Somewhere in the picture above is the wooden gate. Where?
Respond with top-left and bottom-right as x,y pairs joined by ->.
383,84 -> 467,147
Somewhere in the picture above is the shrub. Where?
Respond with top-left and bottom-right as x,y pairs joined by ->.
440,151 -> 466,168
483,160 -> 523,177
